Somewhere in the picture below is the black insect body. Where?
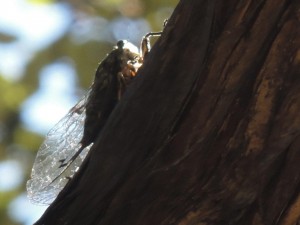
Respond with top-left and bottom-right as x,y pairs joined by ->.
82,41 -> 140,146
27,34 -> 161,205
59,41 -> 142,168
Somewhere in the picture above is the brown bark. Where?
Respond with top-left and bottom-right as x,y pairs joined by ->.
35,0 -> 300,224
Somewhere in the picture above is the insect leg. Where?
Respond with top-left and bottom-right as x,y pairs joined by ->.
140,19 -> 168,59
140,32 -> 162,59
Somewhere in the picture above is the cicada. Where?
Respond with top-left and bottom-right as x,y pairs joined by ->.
26,32 -> 162,205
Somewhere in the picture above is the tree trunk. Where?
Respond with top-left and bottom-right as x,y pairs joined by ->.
35,0 -> 300,224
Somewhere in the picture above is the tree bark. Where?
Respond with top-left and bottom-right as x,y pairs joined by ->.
35,0 -> 300,224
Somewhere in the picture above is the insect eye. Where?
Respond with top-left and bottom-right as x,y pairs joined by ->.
117,40 -> 127,49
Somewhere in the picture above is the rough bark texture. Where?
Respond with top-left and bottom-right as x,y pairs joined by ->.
35,0 -> 300,224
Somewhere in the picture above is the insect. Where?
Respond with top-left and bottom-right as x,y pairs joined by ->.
26,31 -> 162,205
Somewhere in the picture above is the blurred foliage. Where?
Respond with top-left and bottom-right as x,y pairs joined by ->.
0,0 -> 177,224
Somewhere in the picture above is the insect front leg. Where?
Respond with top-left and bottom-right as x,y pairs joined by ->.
140,19 -> 168,59
140,32 -> 162,59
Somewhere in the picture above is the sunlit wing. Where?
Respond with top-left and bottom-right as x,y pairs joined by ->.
26,91 -> 92,205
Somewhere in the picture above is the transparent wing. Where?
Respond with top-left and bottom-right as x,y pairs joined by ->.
27,91 -> 92,205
